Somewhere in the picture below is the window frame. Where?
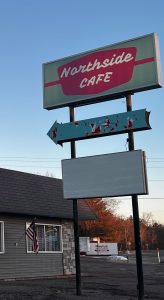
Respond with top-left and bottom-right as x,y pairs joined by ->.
0,221 -> 5,254
26,222 -> 63,254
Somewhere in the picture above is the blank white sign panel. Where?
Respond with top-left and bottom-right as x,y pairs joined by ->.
62,150 -> 148,199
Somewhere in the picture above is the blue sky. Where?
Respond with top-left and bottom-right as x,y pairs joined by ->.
0,0 -> 164,223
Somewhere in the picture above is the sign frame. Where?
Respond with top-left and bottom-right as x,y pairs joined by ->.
43,33 -> 162,110
62,150 -> 148,200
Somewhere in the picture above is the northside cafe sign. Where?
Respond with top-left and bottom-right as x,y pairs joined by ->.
43,33 -> 162,110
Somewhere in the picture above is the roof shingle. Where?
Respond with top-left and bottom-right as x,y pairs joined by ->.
0,168 -> 96,220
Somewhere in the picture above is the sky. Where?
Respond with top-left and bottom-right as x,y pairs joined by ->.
0,0 -> 164,224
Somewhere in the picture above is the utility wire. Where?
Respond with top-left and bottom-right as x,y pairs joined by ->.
0,165 -> 61,169
0,157 -> 164,180
0,156 -> 164,160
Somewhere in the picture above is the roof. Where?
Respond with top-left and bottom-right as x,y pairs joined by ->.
0,168 -> 97,220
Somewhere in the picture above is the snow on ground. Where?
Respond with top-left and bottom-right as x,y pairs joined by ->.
89,255 -> 128,262
107,255 -> 128,262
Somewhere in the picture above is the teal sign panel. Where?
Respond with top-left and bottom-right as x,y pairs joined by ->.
47,109 -> 151,146
43,33 -> 162,110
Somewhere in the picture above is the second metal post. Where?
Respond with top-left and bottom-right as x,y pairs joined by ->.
126,94 -> 144,300
69,106 -> 81,296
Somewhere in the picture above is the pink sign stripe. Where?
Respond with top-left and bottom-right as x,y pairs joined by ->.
44,80 -> 60,88
134,57 -> 154,66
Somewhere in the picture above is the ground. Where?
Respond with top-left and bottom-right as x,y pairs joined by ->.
0,251 -> 164,300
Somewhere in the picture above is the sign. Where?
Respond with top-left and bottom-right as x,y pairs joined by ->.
62,150 -> 148,199
87,243 -> 118,256
43,33 -> 162,110
47,109 -> 151,145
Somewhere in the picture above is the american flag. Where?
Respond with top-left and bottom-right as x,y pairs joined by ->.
26,219 -> 39,254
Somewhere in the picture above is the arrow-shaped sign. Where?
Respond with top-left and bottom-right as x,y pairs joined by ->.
47,109 -> 151,146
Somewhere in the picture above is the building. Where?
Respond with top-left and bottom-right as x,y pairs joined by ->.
0,168 -> 96,279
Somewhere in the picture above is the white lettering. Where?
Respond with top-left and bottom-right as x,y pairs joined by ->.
90,59 -> 102,71
104,72 -> 113,82
115,52 -> 126,64
60,67 -> 71,78
108,54 -> 116,66
70,67 -> 78,76
124,53 -> 133,62
86,62 -> 94,72
102,58 -> 110,68
80,78 -> 87,88
80,71 -> 113,89
60,52 -> 134,79
80,64 -> 87,73
87,76 -> 96,86
95,74 -> 104,84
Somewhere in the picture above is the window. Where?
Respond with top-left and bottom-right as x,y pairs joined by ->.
0,221 -> 5,254
26,223 -> 62,253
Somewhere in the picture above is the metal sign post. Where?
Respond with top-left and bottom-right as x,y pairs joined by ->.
126,94 -> 144,300
69,106 -> 81,296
